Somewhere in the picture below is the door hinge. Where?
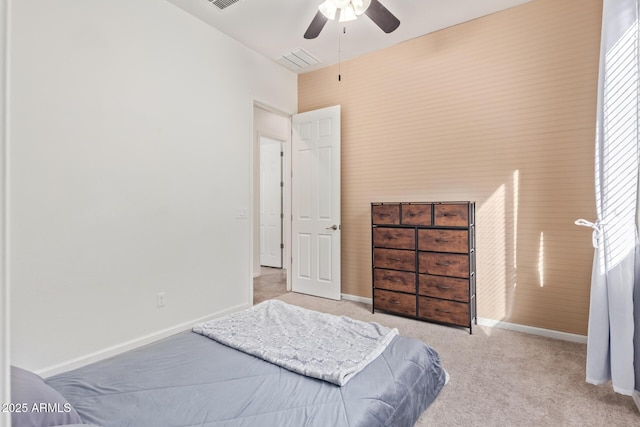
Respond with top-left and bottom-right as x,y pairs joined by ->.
280,151 -> 284,157
280,243 -> 284,249
280,181 -> 284,187
280,213 -> 284,219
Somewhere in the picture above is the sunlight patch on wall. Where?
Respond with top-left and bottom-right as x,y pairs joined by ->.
477,183 -> 507,320
513,170 -> 520,277
538,232 -> 545,287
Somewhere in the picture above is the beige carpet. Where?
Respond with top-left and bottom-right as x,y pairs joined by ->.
253,267 -> 287,305
273,291 -> 639,427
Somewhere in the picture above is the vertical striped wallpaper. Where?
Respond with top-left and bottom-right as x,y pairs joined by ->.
298,0 -> 602,335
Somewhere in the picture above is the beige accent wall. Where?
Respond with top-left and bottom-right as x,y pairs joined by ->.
298,0 -> 602,335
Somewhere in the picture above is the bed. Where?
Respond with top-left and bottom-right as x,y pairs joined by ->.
11,301 -> 447,427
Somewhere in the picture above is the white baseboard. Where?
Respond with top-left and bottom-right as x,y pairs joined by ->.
476,317 -> 588,343
341,293 -> 587,344
341,293 -> 373,305
37,302 -> 251,378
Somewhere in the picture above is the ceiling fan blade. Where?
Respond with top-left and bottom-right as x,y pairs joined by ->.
364,0 -> 400,33
304,11 -> 329,39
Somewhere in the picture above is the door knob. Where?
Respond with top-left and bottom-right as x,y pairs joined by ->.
325,224 -> 338,230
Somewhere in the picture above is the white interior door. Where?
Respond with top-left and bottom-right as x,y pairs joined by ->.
260,136 -> 283,268
291,105 -> 341,300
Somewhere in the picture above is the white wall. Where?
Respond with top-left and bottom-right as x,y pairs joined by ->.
9,0 -> 297,373
1,0 -> 10,424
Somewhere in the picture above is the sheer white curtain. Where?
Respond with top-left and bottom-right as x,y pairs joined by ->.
577,0 -> 640,396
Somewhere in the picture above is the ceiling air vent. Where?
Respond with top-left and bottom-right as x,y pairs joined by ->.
276,48 -> 321,71
208,0 -> 240,10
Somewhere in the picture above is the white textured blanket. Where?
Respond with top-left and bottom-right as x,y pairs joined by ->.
192,300 -> 398,386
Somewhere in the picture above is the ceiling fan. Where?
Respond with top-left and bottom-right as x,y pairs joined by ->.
304,0 -> 400,39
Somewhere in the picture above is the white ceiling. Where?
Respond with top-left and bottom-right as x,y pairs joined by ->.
166,0 -> 532,73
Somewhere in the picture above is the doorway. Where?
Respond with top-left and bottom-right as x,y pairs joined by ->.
253,104 -> 291,303
252,103 -> 342,304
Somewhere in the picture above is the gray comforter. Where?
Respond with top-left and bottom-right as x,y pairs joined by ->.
47,331 -> 446,426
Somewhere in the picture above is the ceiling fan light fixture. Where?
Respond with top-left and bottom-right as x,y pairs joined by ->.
305,0 -> 399,39
332,0 -> 352,8
339,3 -> 357,22
318,0 -> 338,19
352,0 -> 371,15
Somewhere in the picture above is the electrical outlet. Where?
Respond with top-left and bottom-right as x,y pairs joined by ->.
157,292 -> 166,308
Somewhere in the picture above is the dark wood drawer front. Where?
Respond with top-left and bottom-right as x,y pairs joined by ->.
372,204 -> 400,225
373,248 -> 415,271
434,204 -> 469,227
419,297 -> 469,326
375,289 -> 416,316
419,274 -> 469,302
418,229 -> 468,253
419,252 -> 469,278
373,227 -> 415,249
401,204 -> 432,225
374,269 -> 416,293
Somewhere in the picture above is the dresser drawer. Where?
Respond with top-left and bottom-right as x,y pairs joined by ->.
419,252 -> 469,278
372,204 -> 400,225
419,274 -> 469,302
375,289 -> 416,316
373,227 -> 415,249
374,269 -> 416,293
418,229 -> 468,253
419,297 -> 469,326
373,248 -> 416,271
401,204 -> 432,226
434,204 -> 469,227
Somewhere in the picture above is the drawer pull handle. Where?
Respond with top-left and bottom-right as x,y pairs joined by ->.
435,238 -> 450,243
436,308 -> 451,313
391,258 -> 402,261
443,213 -> 457,217
392,278 -> 403,282
436,261 -> 452,266
389,299 -> 400,305
436,285 -> 451,290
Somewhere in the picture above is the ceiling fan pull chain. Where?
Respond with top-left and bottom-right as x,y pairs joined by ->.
338,26 -> 345,81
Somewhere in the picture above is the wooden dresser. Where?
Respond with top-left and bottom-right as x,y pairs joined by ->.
371,202 -> 476,333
